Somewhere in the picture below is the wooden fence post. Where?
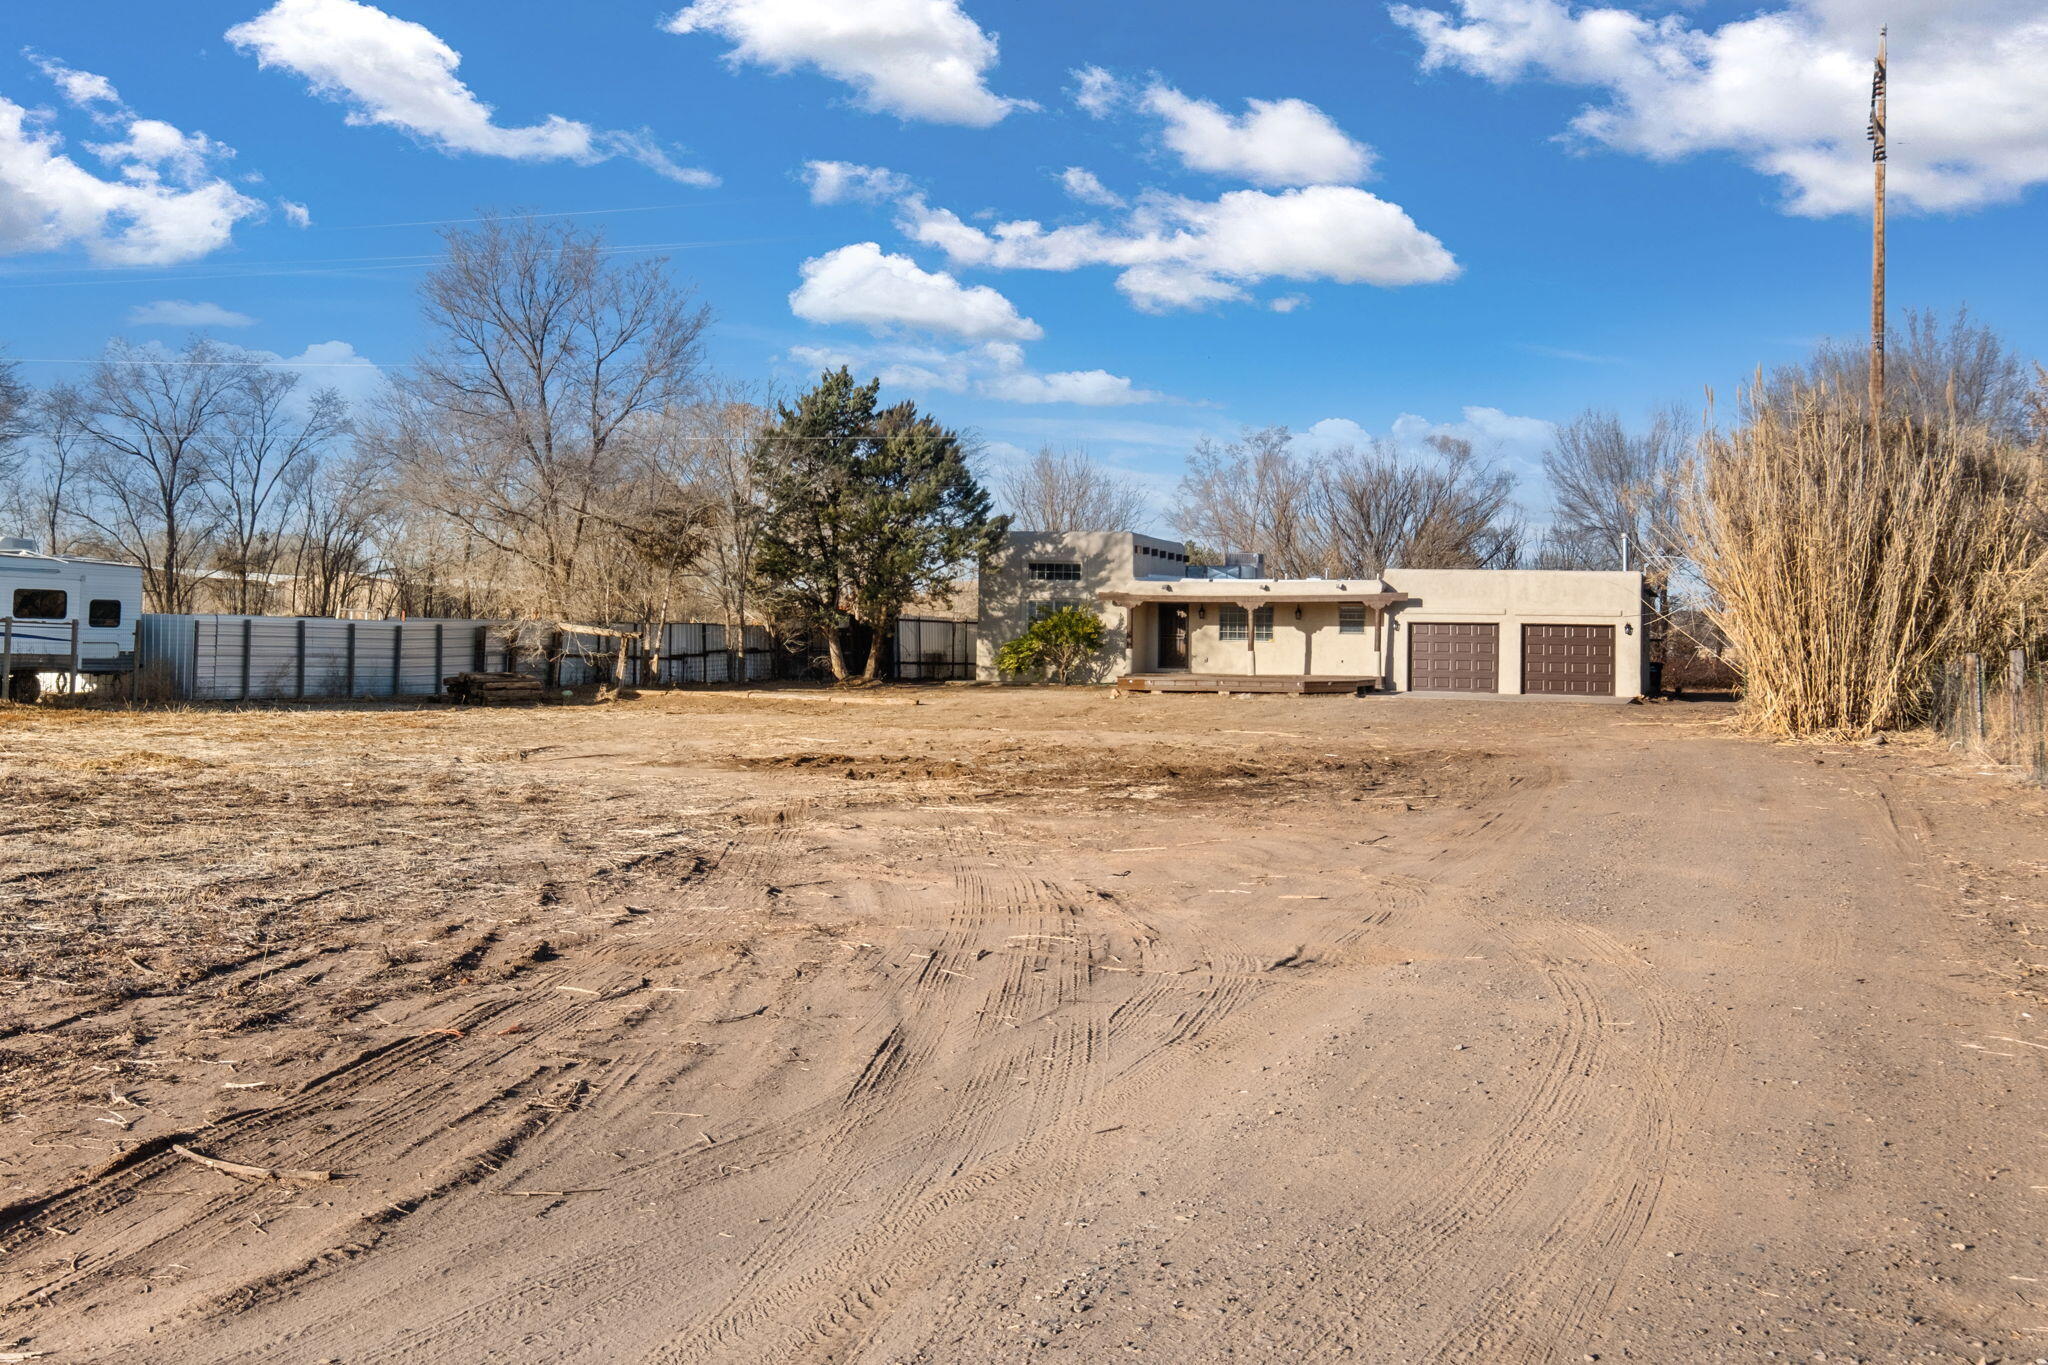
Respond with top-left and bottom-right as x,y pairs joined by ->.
345,621 -> 357,697
241,617 -> 254,701
392,620 -> 404,697
2,617 -> 13,700
296,618 -> 308,700
433,622 -> 445,692
68,619 -> 81,696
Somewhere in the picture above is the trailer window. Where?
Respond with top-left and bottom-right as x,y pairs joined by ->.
12,589 -> 67,620
89,599 -> 123,628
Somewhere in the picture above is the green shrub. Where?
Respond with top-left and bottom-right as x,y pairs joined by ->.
996,607 -> 1107,684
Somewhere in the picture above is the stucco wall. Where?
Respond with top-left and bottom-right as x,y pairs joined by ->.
1176,601 -> 1384,677
1382,568 -> 1647,696
978,531 -> 1175,680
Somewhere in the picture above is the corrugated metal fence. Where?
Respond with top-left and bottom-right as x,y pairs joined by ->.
136,615 -> 978,700
1932,649 -> 2047,786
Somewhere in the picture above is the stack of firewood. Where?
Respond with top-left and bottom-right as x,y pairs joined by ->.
442,671 -> 548,705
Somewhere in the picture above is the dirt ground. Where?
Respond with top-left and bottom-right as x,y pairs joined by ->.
2,685 -> 2046,1363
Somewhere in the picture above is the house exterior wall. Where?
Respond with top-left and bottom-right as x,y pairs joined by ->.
978,530 -> 1180,681
1382,568 -> 1647,697
1176,601 -> 1385,676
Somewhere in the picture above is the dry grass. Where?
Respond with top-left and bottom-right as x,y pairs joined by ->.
1688,388 -> 2046,738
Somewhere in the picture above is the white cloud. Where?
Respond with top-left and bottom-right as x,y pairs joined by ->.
227,0 -> 716,184
1269,293 -> 1309,313
274,339 -> 384,408
982,366 -> 1160,406
27,54 -> 123,114
1392,0 -> 2048,215
280,199 -> 312,228
1058,166 -> 1125,207
0,82 -> 262,266
803,160 -> 915,205
1140,84 -> 1374,187
666,0 -> 1027,127
787,338 -> 1164,406
1071,65 -> 1127,118
128,300 -> 258,328
899,184 -> 1458,311
1300,407 -> 1555,479
789,242 -> 1043,341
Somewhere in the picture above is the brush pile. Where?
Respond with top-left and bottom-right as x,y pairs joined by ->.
443,671 -> 548,705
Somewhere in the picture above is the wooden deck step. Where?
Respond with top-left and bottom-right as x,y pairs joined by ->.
1115,674 -> 1379,696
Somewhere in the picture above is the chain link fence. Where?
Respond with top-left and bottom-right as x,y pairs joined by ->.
1932,650 -> 2047,785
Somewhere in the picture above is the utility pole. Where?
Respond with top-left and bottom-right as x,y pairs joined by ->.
1867,26 -> 1888,431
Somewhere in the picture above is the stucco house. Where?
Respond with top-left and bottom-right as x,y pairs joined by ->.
977,530 -> 1649,698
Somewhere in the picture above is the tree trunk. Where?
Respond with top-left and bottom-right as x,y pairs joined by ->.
825,625 -> 849,682
859,616 -> 889,683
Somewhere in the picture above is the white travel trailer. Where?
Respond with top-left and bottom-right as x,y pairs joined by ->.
0,538 -> 145,702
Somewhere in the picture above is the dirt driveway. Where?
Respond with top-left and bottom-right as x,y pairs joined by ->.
2,687 -> 2045,1363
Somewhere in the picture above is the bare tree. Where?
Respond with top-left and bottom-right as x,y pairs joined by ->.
283,450 -> 389,618
1767,306 -> 2033,437
1539,406 -> 1690,570
206,370 -> 348,612
1170,426 -> 1328,576
379,215 -> 712,619
1322,434 -> 1523,571
998,446 -> 1148,532
76,338 -> 251,611
649,386 -> 774,674
0,353 -> 27,484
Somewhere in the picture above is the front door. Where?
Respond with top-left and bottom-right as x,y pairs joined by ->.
1156,605 -> 1189,670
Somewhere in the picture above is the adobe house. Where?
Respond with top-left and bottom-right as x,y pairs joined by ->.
977,530 -> 1649,698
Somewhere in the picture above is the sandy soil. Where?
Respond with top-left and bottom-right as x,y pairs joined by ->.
2,686 -> 2046,1363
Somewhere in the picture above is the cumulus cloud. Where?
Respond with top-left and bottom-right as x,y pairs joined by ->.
789,242 -> 1042,341
1392,0 -> 2048,214
1299,406 -> 1556,478
898,183 -> 1458,311
227,0 -> 715,184
1058,167 -> 1125,207
666,0 -> 1027,127
128,300 -> 258,328
803,160 -> 915,205
0,70 -> 263,266
280,199 -> 312,227
787,338 -> 1164,406
1140,84 -> 1374,187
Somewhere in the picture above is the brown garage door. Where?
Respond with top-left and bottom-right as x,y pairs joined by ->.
1522,624 -> 1616,695
1409,622 -> 1498,692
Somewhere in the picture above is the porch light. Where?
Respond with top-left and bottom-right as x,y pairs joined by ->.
1197,605 -> 1206,619
1625,623 -> 1634,635
1294,606 -> 1303,620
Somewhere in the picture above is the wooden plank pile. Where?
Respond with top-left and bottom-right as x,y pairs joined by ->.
443,671 -> 548,705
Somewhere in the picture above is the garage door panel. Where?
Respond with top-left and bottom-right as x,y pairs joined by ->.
1523,624 -> 1615,695
1409,622 -> 1498,692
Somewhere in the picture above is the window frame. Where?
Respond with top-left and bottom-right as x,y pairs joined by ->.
1027,561 -> 1083,582
1338,603 -> 1367,635
1217,605 -> 1249,641
11,588 -> 68,620
1252,605 -> 1274,642
89,598 -> 123,629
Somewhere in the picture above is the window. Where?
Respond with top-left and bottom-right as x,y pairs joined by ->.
89,599 -> 123,628
1218,605 -> 1248,641
1029,600 -> 1083,623
1028,561 -> 1082,581
11,588 -> 66,620
1253,605 -> 1274,641
1339,603 -> 1367,635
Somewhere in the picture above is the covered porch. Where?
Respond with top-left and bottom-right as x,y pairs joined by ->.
1099,580 -> 1407,692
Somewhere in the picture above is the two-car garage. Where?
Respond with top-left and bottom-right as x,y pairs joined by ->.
1407,621 -> 1618,697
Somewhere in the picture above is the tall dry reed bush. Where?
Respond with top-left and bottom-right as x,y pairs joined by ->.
1688,386 -> 2045,738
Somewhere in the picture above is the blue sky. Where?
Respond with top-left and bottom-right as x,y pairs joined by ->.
3,0 -> 2043,527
